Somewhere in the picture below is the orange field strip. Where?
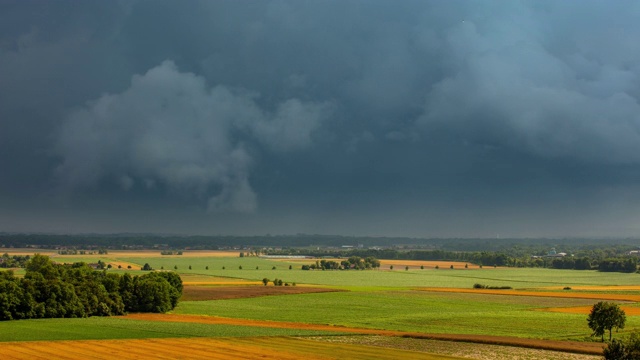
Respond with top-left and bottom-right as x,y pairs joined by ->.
417,287 -> 640,302
540,285 -> 640,291
121,313 -> 605,355
538,305 -> 640,315
379,260 -> 485,269
0,336 -> 467,360
182,281 -> 262,285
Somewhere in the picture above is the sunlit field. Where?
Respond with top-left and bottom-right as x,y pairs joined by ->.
1,249 -> 638,359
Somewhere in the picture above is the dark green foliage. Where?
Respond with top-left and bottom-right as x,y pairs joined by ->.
305,257 -> 380,270
142,263 -> 153,271
262,278 -> 269,286
598,258 -> 638,273
473,283 -> 512,290
588,301 -> 626,342
603,333 -> 640,360
0,255 -> 182,321
0,253 -> 30,268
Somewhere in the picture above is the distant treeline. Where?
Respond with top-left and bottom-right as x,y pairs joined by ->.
549,257 -> 638,272
268,248 -> 512,267
0,255 -> 182,321
267,248 -> 639,273
1,233 -> 639,252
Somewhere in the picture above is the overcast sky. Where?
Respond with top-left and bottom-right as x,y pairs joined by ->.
2,0 -> 640,237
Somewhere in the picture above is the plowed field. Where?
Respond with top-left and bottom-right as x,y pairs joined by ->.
181,285 -> 344,301
0,337 -> 461,360
538,305 -> 640,315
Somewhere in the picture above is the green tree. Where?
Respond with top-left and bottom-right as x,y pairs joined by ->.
603,332 -> 640,360
262,278 -> 269,286
142,263 -> 153,271
588,301 -> 626,341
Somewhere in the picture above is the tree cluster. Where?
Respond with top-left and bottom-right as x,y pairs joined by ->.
160,251 -> 183,255
604,332 -> 640,360
598,258 -> 638,273
301,256 -> 381,270
0,255 -> 182,321
0,253 -> 30,268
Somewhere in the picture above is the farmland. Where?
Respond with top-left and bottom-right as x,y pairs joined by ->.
1,249 -> 639,359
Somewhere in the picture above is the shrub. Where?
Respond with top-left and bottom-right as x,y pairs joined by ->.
563,286 -> 572,290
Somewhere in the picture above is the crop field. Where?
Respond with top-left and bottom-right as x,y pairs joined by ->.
2,249 -> 640,359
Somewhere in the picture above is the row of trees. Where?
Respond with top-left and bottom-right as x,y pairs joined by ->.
0,255 -> 182,321
0,253 -> 30,268
301,256 -> 381,270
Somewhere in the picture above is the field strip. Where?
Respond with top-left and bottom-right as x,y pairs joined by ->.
379,260 -> 485,269
539,285 -> 640,291
182,281 -> 262,285
123,313 -> 605,355
417,287 -> 640,302
0,338 -> 330,360
537,305 -> 640,315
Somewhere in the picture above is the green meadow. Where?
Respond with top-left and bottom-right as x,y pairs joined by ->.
0,317 -> 342,342
174,290 -> 640,340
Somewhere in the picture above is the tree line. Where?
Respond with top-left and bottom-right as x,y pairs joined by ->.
0,255 -> 182,321
301,256 -> 381,270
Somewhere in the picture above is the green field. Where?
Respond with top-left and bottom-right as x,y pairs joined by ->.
75,254 -> 640,289
0,317 -> 342,342
174,290 -> 639,340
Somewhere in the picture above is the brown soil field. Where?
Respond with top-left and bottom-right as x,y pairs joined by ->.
538,305 -> 640,315
418,287 -> 640,302
541,285 -> 640,291
379,260 -> 485,269
181,285 -> 345,301
124,313 -> 606,355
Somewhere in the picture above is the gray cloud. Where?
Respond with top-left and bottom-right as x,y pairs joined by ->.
55,60 -> 330,212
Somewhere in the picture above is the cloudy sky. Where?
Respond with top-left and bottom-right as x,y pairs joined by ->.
2,0 -> 640,237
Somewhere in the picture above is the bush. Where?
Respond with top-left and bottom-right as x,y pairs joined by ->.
473,283 -> 512,290
563,286 -> 572,290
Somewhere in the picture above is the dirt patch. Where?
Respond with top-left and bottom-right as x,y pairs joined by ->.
181,285 -> 345,301
540,285 -> 640,291
538,305 -> 640,315
123,313 -> 606,355
380,260 -> 485,269
418,287 -> 640,302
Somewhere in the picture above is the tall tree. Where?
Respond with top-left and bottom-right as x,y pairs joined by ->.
588,301 -> 626,341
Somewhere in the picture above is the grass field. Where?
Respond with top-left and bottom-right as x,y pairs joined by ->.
174,289 -> 640,340
2,249 -> 639,359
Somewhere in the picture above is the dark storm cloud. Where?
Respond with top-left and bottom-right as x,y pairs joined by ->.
2,0 -> 640,236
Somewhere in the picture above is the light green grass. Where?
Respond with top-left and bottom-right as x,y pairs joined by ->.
175,290 -> 640,340
115,256 -> 640,289
0,317 -> 343,342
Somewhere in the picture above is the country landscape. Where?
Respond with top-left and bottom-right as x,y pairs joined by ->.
2,235 -> 640,359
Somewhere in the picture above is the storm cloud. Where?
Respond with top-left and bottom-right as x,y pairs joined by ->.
2,1 -> 640,237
